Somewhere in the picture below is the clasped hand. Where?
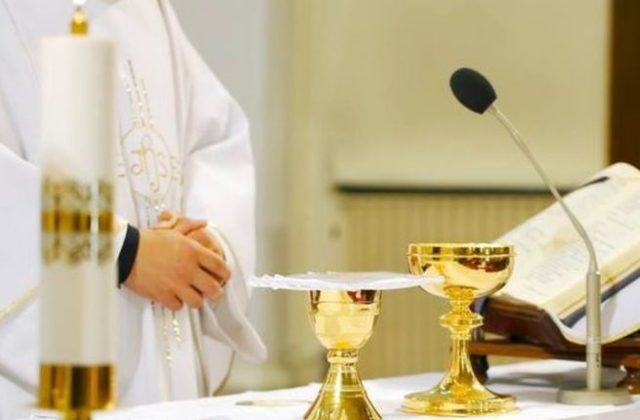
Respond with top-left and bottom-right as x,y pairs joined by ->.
124,211 -> 230,311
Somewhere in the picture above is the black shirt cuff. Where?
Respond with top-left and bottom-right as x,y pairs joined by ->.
117,225 -> 140,287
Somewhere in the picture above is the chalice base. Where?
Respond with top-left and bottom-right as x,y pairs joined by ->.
304,354 -> 381,420
305,386 -> 381,420
402,381 -> 516,417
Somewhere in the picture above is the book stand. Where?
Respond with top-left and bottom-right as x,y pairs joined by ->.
469,297 -> 640,394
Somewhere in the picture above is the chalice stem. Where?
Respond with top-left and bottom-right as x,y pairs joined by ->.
324,349 -> 363,392
441,293 -> 482,386
445,336 -> 478,385
305,349 -> 381,420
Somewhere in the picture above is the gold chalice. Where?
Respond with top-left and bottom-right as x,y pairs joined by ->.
305,290 -> 382,420
403,243 -> 516,416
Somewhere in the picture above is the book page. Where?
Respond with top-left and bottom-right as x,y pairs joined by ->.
497,164 -> 639,303
565,269 -> 640,344
494,163 -> 640,343
502,189 -> 640,311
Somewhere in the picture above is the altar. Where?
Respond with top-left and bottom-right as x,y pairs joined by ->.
78,360 -> 639,420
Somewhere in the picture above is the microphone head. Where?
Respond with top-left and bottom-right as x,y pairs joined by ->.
450,68 -> 497,114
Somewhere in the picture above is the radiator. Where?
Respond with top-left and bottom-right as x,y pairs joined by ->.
341,192 -> 552,378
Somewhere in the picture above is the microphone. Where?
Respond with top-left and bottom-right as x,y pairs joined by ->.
449,67 -> 631,405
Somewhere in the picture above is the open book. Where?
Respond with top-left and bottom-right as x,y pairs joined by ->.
495,163 -> 640,345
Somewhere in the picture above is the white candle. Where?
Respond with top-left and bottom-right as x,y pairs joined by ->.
39,29 -> 117,413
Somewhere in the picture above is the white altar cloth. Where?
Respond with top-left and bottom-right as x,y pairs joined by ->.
30,360 -> 640,419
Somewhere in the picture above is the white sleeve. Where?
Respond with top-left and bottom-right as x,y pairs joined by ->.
0,140 -> 40,397
162,3 -> 266,365
0,142 -> 132,318
114,216 -> 130,255
200,224 -> 266,363
0,142 -> 40,316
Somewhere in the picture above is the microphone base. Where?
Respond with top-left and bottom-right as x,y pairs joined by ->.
557,387 -> 632,406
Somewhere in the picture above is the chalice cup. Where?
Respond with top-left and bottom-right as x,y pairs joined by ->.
403,243 -> 516,416
305,290 -> 382,420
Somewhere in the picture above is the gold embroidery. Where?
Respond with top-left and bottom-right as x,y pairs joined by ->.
0,287 -> 38,324
119,60 -> 180,202
41,179 -> 114,265
172,313 -> 182,344
119,60 -> 183,364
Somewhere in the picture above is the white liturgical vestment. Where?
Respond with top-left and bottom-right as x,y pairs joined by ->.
0,0 -> 266,418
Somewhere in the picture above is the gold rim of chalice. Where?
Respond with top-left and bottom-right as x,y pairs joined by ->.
408,242 -> 515,300
408,243 -> 514,258
403,242 -> 517,416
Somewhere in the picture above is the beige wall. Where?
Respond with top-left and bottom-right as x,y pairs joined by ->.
176,0 -> 613,390
297,0 -> 610,189
286,0 -> 612,297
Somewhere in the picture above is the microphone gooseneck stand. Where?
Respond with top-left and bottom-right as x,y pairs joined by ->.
450,66 -> 632,404
488,104 -> 631,405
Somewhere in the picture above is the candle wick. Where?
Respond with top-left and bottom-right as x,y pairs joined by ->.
70,5 -> 89,35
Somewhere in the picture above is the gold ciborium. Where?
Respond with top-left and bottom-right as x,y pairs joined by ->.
305,290 -> 382,420
403,243 -> 516,416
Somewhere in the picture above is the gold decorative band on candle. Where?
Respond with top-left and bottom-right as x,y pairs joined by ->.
38,364 -> 115,420
41,179 -> 114,265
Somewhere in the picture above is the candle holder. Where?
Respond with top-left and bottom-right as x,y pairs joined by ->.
402,243 -> 516,416
38,365 -> 115,420
305,290 -> 382,420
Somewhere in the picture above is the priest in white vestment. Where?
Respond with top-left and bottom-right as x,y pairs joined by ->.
0,1 -> 266,418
